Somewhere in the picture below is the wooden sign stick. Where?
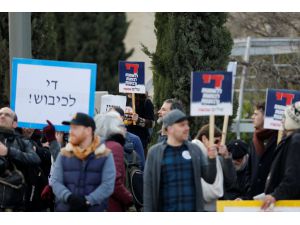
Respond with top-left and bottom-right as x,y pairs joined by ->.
132,93 -> 136,125
209,115 -> 215,147
221,115 -> 229,145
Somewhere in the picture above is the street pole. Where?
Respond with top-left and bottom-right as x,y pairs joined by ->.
8,12 -> 32,101
236,36 -> 251,139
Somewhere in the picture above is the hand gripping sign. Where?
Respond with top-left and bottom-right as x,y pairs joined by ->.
10,58 -> 97,132
190,71 -> 233,116
264,88 -> 300,131
119,61 -> 145,94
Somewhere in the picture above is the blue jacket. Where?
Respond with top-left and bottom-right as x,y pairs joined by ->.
126,132 -> 145,170
51,143 -> 116,212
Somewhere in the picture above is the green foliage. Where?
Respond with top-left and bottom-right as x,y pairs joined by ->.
144,13 -> 234,135
31,13 -> 58,60
0,13 -> 9,107
52,13 -> 133,93
0,12 -> 132,106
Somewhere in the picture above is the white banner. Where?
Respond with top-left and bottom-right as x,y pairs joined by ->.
94,91 -> 108,115
100,94 -> 127,114
11,58 -> 97,131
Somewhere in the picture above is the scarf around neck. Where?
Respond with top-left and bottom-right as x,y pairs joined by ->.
253,129 -> 277,156
67,135 -> 101,160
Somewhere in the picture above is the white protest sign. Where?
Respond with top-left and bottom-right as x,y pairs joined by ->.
190,71 -> 233,116
94,91 -> 108,115
227,61 -> 237,100
100,94 -> 127,114
264,89 -> 300,130
11,58 -> 97,132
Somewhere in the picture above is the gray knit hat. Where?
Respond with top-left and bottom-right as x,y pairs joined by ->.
162,109 -> 188,128
283,101 -> 300,131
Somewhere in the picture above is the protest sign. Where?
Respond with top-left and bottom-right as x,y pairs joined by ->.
264,88 -> 300,130
94,91 -> 108,115
221,62 -> 238,145
227,61 -> 237,101
217,200 -> 300,212
100,94 -> 127,114
119,61 -> 145,94
190,71 -> 233,116
10,58 -> 97,132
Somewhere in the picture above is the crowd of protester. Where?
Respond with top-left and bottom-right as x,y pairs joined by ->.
1,94 -> 300,212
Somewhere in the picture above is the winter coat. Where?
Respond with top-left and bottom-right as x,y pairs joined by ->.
192,139 -> 237,211
265,130 -> 300,200
143,140 -> 217,212
0,129 -> 41,210
106,134 -> 133,212
225,156 -> 249,200
245,134 -> 277,199
51,142 -> 116,212
125,132 -> 145,170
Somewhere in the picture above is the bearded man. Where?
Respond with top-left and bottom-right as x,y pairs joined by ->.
51,112 -> 116,212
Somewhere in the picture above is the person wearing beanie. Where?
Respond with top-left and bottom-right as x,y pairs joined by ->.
226,140 -> 250,199
144,109 -> 217,212
244,102 -> 278,200
262,101 -> 300,210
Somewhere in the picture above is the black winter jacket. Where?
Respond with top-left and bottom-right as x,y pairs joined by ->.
1,128 -> 40,173
265,130 -> 300,200
244,134 -> 277,199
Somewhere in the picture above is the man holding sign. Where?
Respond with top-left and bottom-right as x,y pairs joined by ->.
119,61 -> 154,156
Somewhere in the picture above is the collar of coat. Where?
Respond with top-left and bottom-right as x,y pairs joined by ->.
60,135 -> 111,159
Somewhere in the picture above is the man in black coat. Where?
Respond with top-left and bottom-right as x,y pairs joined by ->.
262,101 -> 300,210
0,107 -> 41,211
244,102 -> 278,199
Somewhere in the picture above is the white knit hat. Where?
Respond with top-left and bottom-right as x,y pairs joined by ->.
284,101 -> 300,131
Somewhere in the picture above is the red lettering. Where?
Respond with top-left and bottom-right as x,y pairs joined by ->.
276,92 -> 295,105
125,63 -> 139,74
202,74 -> 224,88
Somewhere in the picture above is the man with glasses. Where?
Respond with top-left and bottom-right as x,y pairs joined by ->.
0,107 -> 41,211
